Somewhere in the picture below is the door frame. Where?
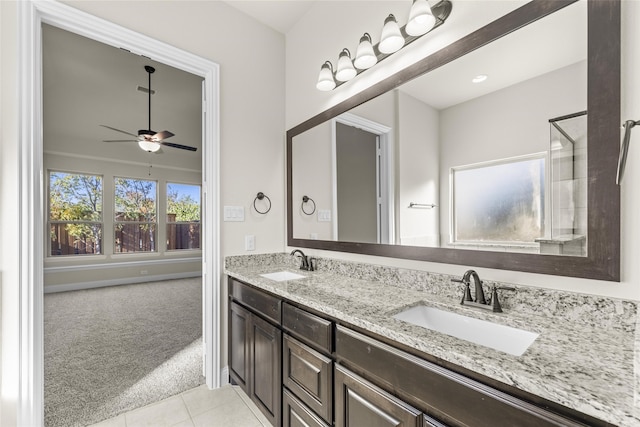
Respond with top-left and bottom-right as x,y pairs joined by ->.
331,113 -> 394,244
17,1 -> 221,425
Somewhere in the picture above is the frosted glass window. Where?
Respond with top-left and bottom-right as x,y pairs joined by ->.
452,156 -> 545,244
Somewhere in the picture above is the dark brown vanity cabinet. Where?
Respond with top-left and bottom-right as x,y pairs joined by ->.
335,326 -> 590,427
334,364 -> 423,427
229,279 -> 282,426
282,302 -> 334,426
228,278 -> 601,427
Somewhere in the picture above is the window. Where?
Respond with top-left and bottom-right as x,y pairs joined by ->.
114,177 -> 157,253
167,183 -> 201,250
452,155 -> 545,245
48,171 -> 103,256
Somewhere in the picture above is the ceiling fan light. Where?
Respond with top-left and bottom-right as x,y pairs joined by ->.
138,139 -> 161,152
406,0 -> 436,36
335,48 -> 357,82
354,33 -> 377,69
379,14 -> 404,54
316,61 -> 336,91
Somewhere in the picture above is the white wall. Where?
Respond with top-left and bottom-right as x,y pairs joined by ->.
397,91 -> 440,247
1,2 -> 19,423
292,122 -> 334,240
1,1 -> 285,424
285,1 -> 640,301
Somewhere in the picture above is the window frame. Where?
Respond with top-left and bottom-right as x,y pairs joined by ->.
113,176 -> 158,254
449,152 -> 549,248
166,181 -> 202,251
47,169 -> 104,257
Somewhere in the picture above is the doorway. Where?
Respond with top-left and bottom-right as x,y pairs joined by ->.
18,2 -> 220,425
332,113 -> 394,244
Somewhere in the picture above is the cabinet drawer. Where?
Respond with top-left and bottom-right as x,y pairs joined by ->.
283,334 -> 333,424
283,302 -> 332,353
336,326 -> 583,427
283,389 -> 330,427
335,364 -> 422,427
231,278 -> 281,324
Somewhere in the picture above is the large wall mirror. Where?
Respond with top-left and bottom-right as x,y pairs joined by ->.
287,0 -> 620,281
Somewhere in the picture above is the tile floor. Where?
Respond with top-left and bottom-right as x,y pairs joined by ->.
89,384 -> 272,427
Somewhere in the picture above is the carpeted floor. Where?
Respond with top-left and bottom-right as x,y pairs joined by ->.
44,277 -> 204,427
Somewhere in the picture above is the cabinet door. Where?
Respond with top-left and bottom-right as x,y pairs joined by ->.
335,365 -> 422,427
251,313 -> 282,427
283,389 -> 330,427
229,301 -> 251,392
283,334 -> 333,423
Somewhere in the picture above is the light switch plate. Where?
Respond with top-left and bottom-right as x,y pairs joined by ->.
224,206 -> 245,222
318,209 -> 331,222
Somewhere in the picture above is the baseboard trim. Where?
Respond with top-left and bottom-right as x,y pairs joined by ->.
44,271 -> 202,293
44,256 -> 202,273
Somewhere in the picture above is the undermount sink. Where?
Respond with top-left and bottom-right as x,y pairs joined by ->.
260,271 -> 306,282
393,305 -> 539,356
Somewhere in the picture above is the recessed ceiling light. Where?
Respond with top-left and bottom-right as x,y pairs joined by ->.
472,74 -> 488,83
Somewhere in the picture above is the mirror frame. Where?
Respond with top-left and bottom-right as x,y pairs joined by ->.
287,0 -> 620,281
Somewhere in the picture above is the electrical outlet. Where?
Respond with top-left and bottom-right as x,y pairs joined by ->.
245,235 -> 255,251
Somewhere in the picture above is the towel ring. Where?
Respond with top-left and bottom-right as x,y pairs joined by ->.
301,195 -> 316,215
253,192 -> 272,214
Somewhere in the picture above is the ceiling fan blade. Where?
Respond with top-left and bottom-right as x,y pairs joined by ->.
161,141 -> 198,152
100,125 -> 138,138
154,130 -> 174,141
104,139 -> 137,143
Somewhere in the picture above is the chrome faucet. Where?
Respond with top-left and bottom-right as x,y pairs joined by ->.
290,249 -> 315,271
451,269 -> 515,313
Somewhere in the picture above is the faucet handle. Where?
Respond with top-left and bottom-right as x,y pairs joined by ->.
452,278 -> 473,303
489,286 -> 516,313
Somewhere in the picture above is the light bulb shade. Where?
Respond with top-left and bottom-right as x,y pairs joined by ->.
354,33 -> 377,69
316,61 -> 336,91
406,0 -> 436,36
379,14 -> 404,54
138,139 -> 161,152
335,48 -> 357,82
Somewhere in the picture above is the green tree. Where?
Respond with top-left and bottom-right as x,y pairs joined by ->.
49,172 -> 102,254
114,178 -> 157,252
167,189 -> 200,222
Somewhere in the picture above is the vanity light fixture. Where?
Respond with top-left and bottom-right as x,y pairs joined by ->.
336,48 -> 357,81
315,0 -> 452,91
316,61 -> 336,91
379,14 -> 405,54
406,0 -> 437,36
354,33 -> 377,69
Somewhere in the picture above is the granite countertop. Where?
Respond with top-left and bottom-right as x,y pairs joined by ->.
225,254 -> 639,427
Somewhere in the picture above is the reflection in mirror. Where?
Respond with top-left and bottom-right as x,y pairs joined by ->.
292,0 -> 588,257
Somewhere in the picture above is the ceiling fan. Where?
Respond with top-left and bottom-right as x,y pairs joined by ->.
101,65 -> 197,153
